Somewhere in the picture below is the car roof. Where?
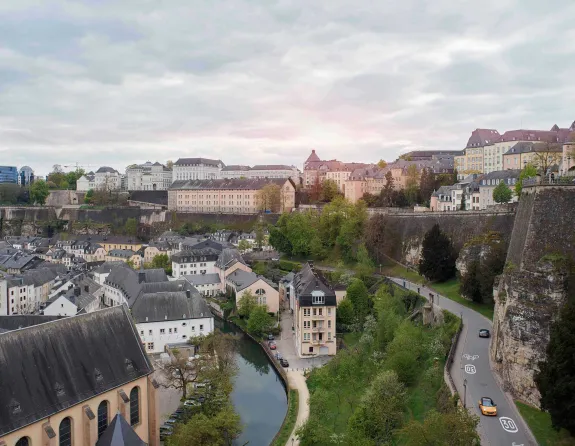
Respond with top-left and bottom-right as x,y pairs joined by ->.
481,397 -> 494,402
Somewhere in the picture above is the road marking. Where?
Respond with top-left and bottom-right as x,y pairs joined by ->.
512,443 -> 524,446
462,354 -> 479,360
499,417 -> 519,433
464,364 -> 477,374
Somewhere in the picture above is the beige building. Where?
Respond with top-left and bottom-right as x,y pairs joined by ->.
293,263 -> 337,357
226,269 -> 280,314
456,129 -> 501,177
503,142 -> 563,171
562,142 -> 575,175
105,249 -> 143,268
303,150 -> 370,191
168,178 -> 296,214
0,307 -> 159,446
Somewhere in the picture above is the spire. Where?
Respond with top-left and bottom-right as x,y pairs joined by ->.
305,149 -> 321,163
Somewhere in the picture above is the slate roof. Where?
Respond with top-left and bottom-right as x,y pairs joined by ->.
131,288 -> 210,323
0,306 -> 153,436
172,248 -> 220,263
498,129 -> 562,143
169,178 -> 292,191
0,253 -> 41,270
104,265 -> 143,307
96,413 -> 146,446
142,268 -> 168,283
128,191 -> 168,205
503,141 -> 563,155
0,315 -> 64,332
215,248 -> 246,270
96,166 -> 119,174
480,170 -> 521,184
226,269 -> 259,291
93,261 -> 125,274
182,239 -> 226,252
174,158 -> 223,167
107,249 -> 136,259
222,165 -> 250,171
293,263 -> 336,306
183,273 -> 221,286
250,165 -> 296,171
466,129 -> 501,148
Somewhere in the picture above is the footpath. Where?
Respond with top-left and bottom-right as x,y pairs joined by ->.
286,370 -> 310,446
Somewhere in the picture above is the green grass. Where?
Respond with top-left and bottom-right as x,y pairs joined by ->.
271,390 -> 299,446
515,401 -> 575,446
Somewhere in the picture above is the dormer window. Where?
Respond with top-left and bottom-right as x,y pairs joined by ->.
312,295 -> 325,304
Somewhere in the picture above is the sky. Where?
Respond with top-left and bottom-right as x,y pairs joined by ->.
1,0 -> 574,177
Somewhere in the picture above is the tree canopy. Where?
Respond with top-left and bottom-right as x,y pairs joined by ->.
492,181 -> 513,204
29,179 -> 50,205
418,224 -> 456,282
515,164 -> 538,196
246,304 -> 274,337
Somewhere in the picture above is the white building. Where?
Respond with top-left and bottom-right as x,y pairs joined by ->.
183,273 -> 221,297
172,158 -> 224,182
76,166 -> 122,191
126,161 -> 173,191
220,164 -> 300,180
133,288 -> 214,354
171,248 -> 220,279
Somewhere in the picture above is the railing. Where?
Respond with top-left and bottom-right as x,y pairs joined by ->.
312,327 -> 324,332
523,175 -> 575,187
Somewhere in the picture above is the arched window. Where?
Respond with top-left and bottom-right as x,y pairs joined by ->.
255,288 -> 265,296
16,437 -> 30,446
97,401 -> 109,438
130,387 -> 140,426
59,417 -> 72,446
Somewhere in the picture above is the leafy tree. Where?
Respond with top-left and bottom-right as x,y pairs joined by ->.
256,183 -> 282,212
377,159 -> 388,168
355,243 -> 375,279
360,192 -> 378,207
166,160 -> 174,170
246,304 -> 273,337
493,180 -> 513,204
268,214 -> 293,255
346,278 -> 370,326
460,189 -> 466,210
321,179 -> 340,202
381,170 -> 395,205
29,179 -> 50,205
309,176 -> 323,203
237,291 -> 258,318
405,164 -> 421,205
460,260 -> 482,302
124,217 -> 138,237
337,201 -> 368,262
516,163 -> 537,196
347,370 -> 407,444
254,223 -> 265,249
149,253 -> 172,275
84,188 -> 94,204
237,239 -> 251,253
536,284 -> 575,436
0,184 -> 28,205
336,298 -> 354,329
125,259 -> 136,269
400,409 -> 480,445
285,211 -> 320,257
419,168 -> 436,206
419,224 -> 456,282
385,321 -> 426,385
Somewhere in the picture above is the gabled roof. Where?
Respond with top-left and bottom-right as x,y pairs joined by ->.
293,263 -> 336,306
169,178 -> 292,191
96,166 -> 119,174
480,169 -> 521,182
96,413 -> 146,446
183,273 -> 221,286
504,141 -> 563,155
215,248 -> 246,270
0,315 -> 64,332
250,165 -> 296,171
0,306 -> 153,436
108,249 -> 136,258
221,165 -> 250,171
226,269 -> 259,291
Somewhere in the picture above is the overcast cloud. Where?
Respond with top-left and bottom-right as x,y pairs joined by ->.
1,0 -> 574,175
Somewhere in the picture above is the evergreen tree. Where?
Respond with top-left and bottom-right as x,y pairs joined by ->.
536,278 -> 575,435
460,189 -> 466,211
493,181 -> 513,203
418,224 -> 456,282
460,260 -> 482,302
346,278 -> 370,326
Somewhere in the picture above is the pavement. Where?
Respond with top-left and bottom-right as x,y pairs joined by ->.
151,362 -> 184,424
286,370 -> 310,446
389,277 -> 536,446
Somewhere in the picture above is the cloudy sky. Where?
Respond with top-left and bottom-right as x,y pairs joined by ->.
1,0 -> 574,176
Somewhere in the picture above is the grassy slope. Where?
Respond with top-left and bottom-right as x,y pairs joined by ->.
271,390 -> 299,446
515,402 -> 575,446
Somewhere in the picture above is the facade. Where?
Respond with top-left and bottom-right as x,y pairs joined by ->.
76,167 -> 121,192
171,248 -> 219,279
172,158 -> 224,182
303,150 -> 371,192
503,142 -> 563,171
456,129 -> 501,177
0,307 -> 159,446
183,273 -> 221,297
126,162 -> 172,191
562,142 -> 575,175
18,166 -> 34,185
0,166 -> 18,183
105,249 -> 143,268
293,263 -> 337,357
478,170 -> 520,209
221,165 -> 299,180
226,269 -> 280,314
168,178 -> 296,214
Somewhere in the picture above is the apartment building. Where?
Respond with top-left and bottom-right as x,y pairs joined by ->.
478,170 -> 520,209
293,263 -> 337,357
0,307 -> 159,446
76,167 -> 122,191
172,158 -> 224,182
221,165 -> 299,180
168,178 -> 296,214
126,161 -> 172,191
171,248 -> 220,279
503,142 -> 563,171
105,249 -> 143,268
302,150 -> 371,192
0,165 -> 18,183
225,269 -> 280,314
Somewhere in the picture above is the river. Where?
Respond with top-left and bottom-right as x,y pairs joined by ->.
216,317 -> 288,446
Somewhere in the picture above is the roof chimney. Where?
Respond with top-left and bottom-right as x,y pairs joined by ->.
84,285 -> 89,292
186,290 -> 191,299
74,287 -> 81,297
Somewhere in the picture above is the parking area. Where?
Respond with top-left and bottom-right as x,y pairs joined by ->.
272,310 -> 331,371
151,360 -> 183,423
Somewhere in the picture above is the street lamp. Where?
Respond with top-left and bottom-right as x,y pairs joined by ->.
463,378 -> 468,407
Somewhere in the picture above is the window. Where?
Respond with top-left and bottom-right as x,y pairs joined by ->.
160,329 -> 165,334
174,327 -> 178,333
147,342 -> 154,350
140,330 -> 144,335
169,328 -> 172,334
319,308 -> 322,316
200,324 -> 204,331
312,295 -> 325,304
16,438 -> 30,446
303,309 -> 310,317
313,308 -> 317,316
97,401 -> 109,438
130,387 -> 140,425
59,417 -> 72,446
328,320 -> 332,328
328,332 -> 332,340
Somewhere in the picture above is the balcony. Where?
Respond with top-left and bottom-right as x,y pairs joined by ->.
311,339 -> 325,345
312,327 -> 325,332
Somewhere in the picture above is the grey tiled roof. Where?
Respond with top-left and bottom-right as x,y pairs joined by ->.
226,269 -> 258,291
169,177 -> 293,191
183,273 -> 221,286
174,158 -> 223,167
131,288 -> 211,323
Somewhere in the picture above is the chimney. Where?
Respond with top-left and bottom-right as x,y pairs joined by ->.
74,287 -> 81,297
138,271 -> 146,283
84,285 -> 89,292
186,290 -> 191,299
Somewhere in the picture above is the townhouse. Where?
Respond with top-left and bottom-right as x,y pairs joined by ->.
171,247 -> 220,279
225,269 -> 280,314
479,170 -> 520,209
503,141 -> 563,172
105,249 -> 143,268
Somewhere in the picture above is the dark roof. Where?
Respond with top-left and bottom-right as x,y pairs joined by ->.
0,307 -> 153,436
104,265 -> 143,306
250,165 -> 296,171
96,413 -> 146,446
108,249 -> 136,258
128,191 -> 168,205
21,267 -> 61,287
0,253 -> 41,270
93,261 -> 125,274
183,273 -> 221,286
174,158 -> 223,167
498,129 -> 562,143
169,177 -> 293,191
142,268 -> 168,283
215,248 -> 246,269
182,239 -> 226,252
503,141 -> 563,155
0,315 -> 64,331
480,169 -> 521,182
222,165 -> 250,171
131,288 -> 211,323
293,263 -> 336,307
96,166 -> 119,174
466,129 -> 501,148
226,269 -> 259,291
172,248 -> 220,263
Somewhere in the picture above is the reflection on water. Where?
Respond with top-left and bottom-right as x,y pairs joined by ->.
216,318 -> 288,446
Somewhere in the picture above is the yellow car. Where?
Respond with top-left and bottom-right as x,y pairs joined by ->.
478,397 -> 497,416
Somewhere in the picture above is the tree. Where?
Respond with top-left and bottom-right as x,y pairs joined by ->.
400,409 -> 480,445
377,159 -> 388,168
84,189 -> 94,204
336,298 -> 354,329
124,217 -> 138,237
237,239 -> 251,253
166,160 -> 174,169
254,223 -> 265,249
460,189 -> 466,210
149,253 -> 172,275
29,179 -> 50,205
0,184 -> 28,205
162,348 -> 204,400
419,168 -> 436,206
380,171 -> 395,207
125,259 -> 136,269
309,176 -> 323,203
493,181 -> 513,204
247,304 -> 274,337
531,142 -> 563,175
321,179 -> 339,202
355,243 -> 375,279
348,370 -> 406,444
536,283 -> 575,436
237,291 -> 258,319
256,183 -> 282,212
460,260 -> 482,303
405,164 -> 421,205
346,278 -> 370,326
419,224 -> 456,282
516,163 -> 538,196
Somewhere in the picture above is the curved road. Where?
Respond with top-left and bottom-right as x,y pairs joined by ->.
389,277 -> 536,446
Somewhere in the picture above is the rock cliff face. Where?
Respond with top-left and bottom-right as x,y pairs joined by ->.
491,186 -> 575,406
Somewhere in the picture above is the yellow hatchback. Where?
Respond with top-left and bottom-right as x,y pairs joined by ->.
479,397 -> 497,416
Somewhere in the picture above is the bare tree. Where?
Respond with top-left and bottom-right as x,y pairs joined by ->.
256,184 -> 281,212
531,142 -> 563,174
161,348 -> 205,400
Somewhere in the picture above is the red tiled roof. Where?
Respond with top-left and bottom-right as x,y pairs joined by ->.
305,150 -> 321,163
466,129 -> 501,148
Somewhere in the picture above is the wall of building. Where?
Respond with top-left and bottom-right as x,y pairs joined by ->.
137,317 -> 214,354
238,280 -> 280,314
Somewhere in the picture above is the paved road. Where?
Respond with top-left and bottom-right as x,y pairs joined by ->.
286,371 -> 309,446
390,277 -> 536,446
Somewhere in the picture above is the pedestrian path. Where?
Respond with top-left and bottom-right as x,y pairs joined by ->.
286,370 -> 309,446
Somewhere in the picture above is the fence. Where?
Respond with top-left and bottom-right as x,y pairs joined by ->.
523,176 -> 575,187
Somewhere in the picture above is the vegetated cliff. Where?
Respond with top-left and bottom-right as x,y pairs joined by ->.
365,210 -> 516,267
0,207 -> 63,237
491,185 -> 575,406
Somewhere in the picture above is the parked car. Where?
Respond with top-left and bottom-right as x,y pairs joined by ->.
268,334 -> 275,341
479,329 -> 490,338
275,352 -> 283,360
184,399 -> 201,407
280,358 -> 289,367
159,424 -> 173,440
269,342 -> 277,350
478,397 -> 497,416
164,417 -> 178,426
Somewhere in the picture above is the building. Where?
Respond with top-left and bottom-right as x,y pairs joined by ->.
221,165 -> 299,180
293,262 -> 337,357
105,249 -> 143,268
478,170 -> 520,209
133,285 -> 213,354
172,158 -> 224,182
76,167 -> 122,191
215,248 -> 251,286
456,129 -> 501,177
225,269 -> 280,314
183,273 -> 222,297
18,166 -> 34,185
503,142 -> 563,172
171,247 -> 220,279
0,307 -> 159,446
126,162 -> 172,191
562,141 -> 575,176
168,178 -> 296,214
399,150 -> 462,161
43,277 -> 102,316
0,166 -> 18,184
279,272 -> 295,311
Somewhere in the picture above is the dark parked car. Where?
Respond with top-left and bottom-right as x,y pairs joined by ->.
280,358 -> 289,367
479,329 -> 490,338
159,424 -> 173,440
268,334 -> 275,340
275,352 -> 283,360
